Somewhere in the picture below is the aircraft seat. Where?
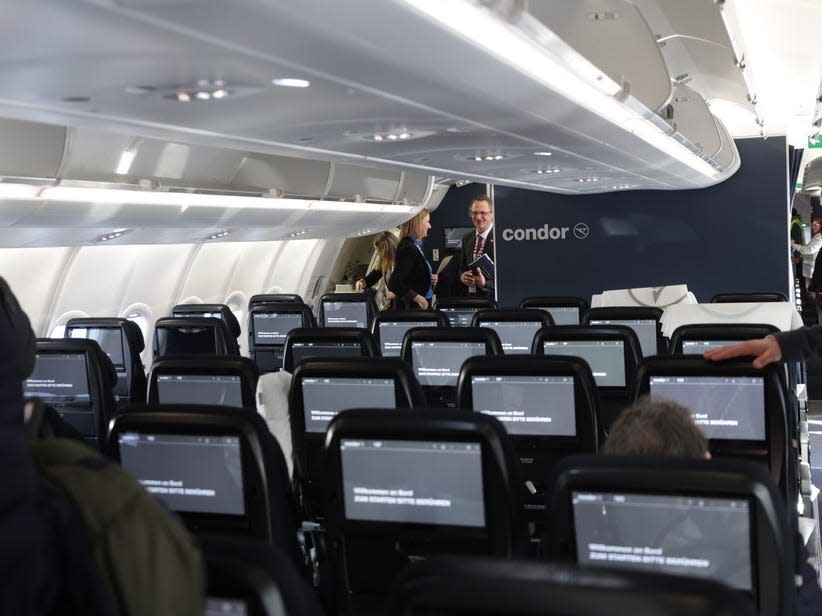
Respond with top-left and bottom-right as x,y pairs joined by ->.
288,357 -> 425,520
544,454 -> 794,616
456,355 -> 599,524
519,295 -> 589,325
255,370 -> 294,479
634,356 -> 794,510
153,317 -> 239,361
387,554 -> 756,615
171,302 -> 242,342
65,317 -> 147,406
323,408 -> 527,613
202,535 -> 323,616
249,293 -> 307,309
107,405 -> 301,566
147,356 -> 259,409
282,327 -> 377,374
317,292 -> 378,330
472,308 -> 555,354
584,306 -> 664,358
371,309 -> 450,358
434,297 -> 497,328
248,302 -> 317,374
534,325 -> 641,431
401,326 -> 502,408
710,291 -> 788,303
25,338 -> 117,449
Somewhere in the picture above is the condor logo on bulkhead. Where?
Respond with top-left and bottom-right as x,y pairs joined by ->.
501,223 -> 590,241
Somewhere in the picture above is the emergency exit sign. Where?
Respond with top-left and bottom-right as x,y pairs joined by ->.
809,136 -> 822,148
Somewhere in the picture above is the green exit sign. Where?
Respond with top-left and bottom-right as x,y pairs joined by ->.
809,136 -> 822,148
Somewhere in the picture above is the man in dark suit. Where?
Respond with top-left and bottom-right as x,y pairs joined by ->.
459,195 -> 495,298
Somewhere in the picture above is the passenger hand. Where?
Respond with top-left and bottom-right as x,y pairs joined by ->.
461,271 -> 475,286
414,294 -> 429,310
354,278 -> 366,292
474,268 -> 486,289
703,336 -> 782,369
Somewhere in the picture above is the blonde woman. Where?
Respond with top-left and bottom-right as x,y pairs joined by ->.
388,209 -> 438,310
355,231 -> 398,309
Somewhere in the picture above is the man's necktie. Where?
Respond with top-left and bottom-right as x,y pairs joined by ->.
473,234 -> 484,259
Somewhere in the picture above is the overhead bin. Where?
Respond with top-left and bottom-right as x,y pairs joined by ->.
804,156 -> 822,190
525,0 -> 673,113
0,118 -> 66,178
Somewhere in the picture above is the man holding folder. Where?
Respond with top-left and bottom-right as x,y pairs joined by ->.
460,195 -> 495,298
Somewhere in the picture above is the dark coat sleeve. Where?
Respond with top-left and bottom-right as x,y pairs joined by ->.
774,326 -> 822,362
363,268 -> 382,288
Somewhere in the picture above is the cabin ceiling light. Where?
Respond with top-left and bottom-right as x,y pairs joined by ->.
289,230 -> 307,238
272,78 -> 310,88
96,228 -> 133,242
533,151 -> 553,157
535,168 -> 560,175
471,154 -> 506,162
402,0 -> 722,178
164,80 -> 232,103
206,230 -> 231,240
576,177 -> 600,183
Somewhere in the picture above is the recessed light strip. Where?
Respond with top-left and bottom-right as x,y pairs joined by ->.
0,183 -> 418,214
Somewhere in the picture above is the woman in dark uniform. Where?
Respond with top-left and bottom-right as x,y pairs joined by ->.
388,209 -> 437,310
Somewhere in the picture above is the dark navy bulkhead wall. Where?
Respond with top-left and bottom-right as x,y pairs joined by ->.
429,138 -> 790,305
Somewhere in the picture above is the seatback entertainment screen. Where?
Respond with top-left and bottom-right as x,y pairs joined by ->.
69,327 -> 125,371
323,301 -> 368,328
543,340 -> 625,387
119,432 -> 245,516
411,341 -> 486,386
301,377 -> 396,432
589,319 -> 657,357
24,352 -> 91,406
378,320 -> 438,357
340,438 -> 485,527
478,321 -> 540,354
155,374 -> 244,408
471,375 -> 576,436
572,490 -> 753,591
649,375 -> 766,440
252,312 -> 304,345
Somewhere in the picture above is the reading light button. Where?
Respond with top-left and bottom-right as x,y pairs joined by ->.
525,480 -> 537,495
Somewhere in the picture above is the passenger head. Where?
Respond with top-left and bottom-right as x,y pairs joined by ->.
469,196 -> 494,234
812,218 -> 822,235
603,396 -> 709,459
400,209 -> 431,241
373,231 -> 398,272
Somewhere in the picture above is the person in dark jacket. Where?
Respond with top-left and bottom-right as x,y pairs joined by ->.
0,277 -> 60,615
388,209 -> 436,310
459,195 -> 495,297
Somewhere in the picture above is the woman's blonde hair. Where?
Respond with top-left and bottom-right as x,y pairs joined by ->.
373,231 -> 398,273
399,208 -> 430,241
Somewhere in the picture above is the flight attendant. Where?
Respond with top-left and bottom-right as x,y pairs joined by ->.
389,209 -> 436,310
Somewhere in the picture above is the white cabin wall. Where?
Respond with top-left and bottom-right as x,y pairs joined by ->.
0,247 -> 75,335
0,238 -> 347,368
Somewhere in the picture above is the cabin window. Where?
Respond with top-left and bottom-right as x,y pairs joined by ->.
49,310 -> 89,339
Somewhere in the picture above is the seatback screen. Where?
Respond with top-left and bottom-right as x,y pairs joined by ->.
681,340 -> 739,353
471,375 -> 575,436
572,491 -> 753,591
155,374 -> 244,408
590,319 -> 657,356
539,306 -> 580,325
252,312 -> 304,345
543,340 -> 625,387
290,341 -> 362,368
119,432 -> 245,515
340,438 -> 485,527
69,327 -> 125,370
439,307 -> 479,328
411,341 -> 486,386
479,321 -> 540,354
378,321 -> 438,357
649,376 -> 766,440
24,353 -> 91,406
156,326 -> 219,356
323,301 -> 368,328
301,377 -> 396,432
